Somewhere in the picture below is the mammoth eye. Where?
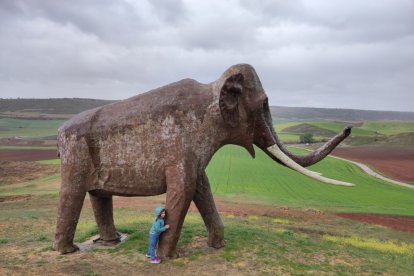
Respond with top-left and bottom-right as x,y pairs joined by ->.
263,98 -> 269,109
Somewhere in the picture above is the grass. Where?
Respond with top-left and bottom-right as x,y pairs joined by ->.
323,235 -> 414,255
1,193 -> 413,275
360,121 -> 414,135
310,121 -> 377,136
36,159 -> 61,165
0,173 -> 60,196
1,156 -> 414,274
206,145 -> 414,216
0,118 -> 65,138
275,133 -> 300,143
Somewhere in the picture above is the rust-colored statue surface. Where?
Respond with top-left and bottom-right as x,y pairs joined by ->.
53,64 -> 352,257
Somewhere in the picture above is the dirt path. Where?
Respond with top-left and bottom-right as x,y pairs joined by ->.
330,155 -> 414,189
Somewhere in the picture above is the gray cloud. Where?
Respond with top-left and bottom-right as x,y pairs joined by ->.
0,0 -> 413,111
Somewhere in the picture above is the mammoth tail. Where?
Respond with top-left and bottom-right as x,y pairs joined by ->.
57,143 -> 60,158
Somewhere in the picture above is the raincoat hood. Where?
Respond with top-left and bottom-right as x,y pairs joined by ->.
154,206 -> 165,217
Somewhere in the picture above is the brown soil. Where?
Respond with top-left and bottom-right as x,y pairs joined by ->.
202,200 -> 328,221
97,196 -> 328,221
332,146 -> 414,182
0,149 -> 57,161
0,194 -> 31,203
336,213 -> 414,233
93,196 -> 414,234
0,160 -> 60,185
0,136 -> 57,146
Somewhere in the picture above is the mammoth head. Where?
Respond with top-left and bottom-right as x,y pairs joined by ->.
217,64 -> 354,187
219,64 -> 265,128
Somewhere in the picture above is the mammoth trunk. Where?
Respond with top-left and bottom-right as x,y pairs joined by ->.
254,105 -> 354,186
256,103 -> 352,167
269,125 -> 352,167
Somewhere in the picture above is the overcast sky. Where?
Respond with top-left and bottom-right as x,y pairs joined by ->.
0,0 -> 413,111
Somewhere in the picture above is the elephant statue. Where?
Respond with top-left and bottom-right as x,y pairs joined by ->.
53,64 -> 353,257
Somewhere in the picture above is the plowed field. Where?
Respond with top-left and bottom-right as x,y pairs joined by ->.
0,149 -> 57,161
332,146 -> 414,182
336,213 -> 414,233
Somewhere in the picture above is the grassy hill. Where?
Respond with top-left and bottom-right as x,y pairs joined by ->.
270,106 -> 414,121
281,123 -> 337,137
0,98 -> 115,116
346,132 -> 414,147
275,120 -> 414,145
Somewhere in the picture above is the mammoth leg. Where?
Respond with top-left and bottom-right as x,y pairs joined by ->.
53,138 -> 90,254
157,164 -> 196,258
53,165 -> 87,254
89,194 -> 120,243
193,171 -> 226,248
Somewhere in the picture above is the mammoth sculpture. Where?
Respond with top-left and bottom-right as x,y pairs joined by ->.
53,64 -> 353,257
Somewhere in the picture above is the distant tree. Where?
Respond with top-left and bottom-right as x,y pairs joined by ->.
300,133 -> 314,144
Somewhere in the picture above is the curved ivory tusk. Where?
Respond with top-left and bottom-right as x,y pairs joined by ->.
267,144 -> 355,187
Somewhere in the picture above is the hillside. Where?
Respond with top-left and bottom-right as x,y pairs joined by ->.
270,106 -> 414,121
1,98 -> 414,121
346,132 -> 414,147
281,123 -> 337,137
0,98 -> 115,115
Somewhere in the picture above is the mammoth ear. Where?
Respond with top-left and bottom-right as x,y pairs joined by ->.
219,73 -> 244,127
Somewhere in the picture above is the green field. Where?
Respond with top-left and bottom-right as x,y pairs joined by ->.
0,118 -> 65,138
207,145 -> 414,216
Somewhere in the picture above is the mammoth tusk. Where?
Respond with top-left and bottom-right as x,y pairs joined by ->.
267,144 -> 354,187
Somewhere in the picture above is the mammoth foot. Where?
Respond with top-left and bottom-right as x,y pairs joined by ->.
208,237 -> 226,249
157,243 -> 179,259
157,249 -> 179,259
53,242 -> 79,254
92,236 -> 121,246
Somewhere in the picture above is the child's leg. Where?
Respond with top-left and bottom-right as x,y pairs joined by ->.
148,234 -> 158,259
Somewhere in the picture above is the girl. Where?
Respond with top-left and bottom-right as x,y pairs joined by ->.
146,206 -> 170,264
